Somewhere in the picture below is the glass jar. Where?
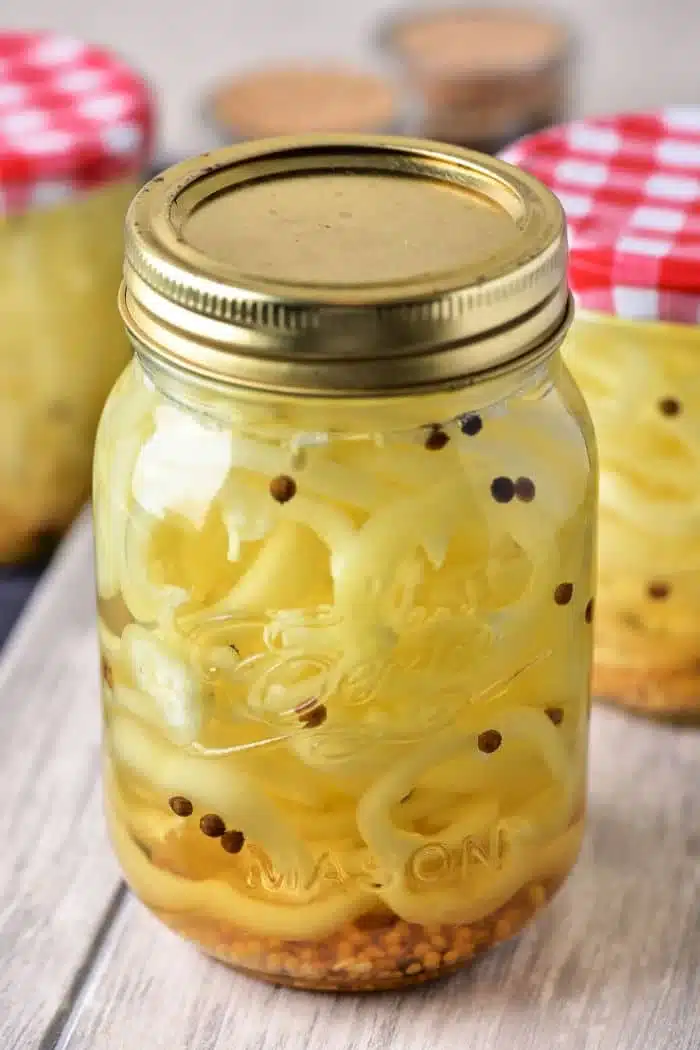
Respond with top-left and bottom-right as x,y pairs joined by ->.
207,65 -> 401,142
565,311 -> 700,719
502,107 -> 700,720
0,31 -> 153,562
377,7 -> 573,153
94,135 -> 596,991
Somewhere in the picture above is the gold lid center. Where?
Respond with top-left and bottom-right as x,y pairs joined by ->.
185,171 -> 516,288
120,134 -> 570,396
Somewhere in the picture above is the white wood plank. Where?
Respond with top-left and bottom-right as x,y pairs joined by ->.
0,512 -> 122,1050
56,702 -> 700,1049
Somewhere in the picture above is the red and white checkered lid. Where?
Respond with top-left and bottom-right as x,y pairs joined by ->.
501,107 -> 700,324
0,31 -> 153,217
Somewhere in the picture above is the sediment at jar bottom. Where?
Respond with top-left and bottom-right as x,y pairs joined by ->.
154,869 -> 572,992
108,790 -> 584,991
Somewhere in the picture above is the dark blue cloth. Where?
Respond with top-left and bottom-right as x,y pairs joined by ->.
0,558 -> 48,645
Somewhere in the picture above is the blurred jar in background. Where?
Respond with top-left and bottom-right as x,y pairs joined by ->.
0,32 -> 153,562
504,108 -> 700,720
378,6 -> 573,154
208,65 -> 400,141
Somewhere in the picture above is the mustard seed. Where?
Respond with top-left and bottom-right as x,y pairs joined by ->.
658,397 -> 681,417
648,580 -> 670,600
299,704 -> 327,729
490,476 -> 515,503
200,813 -> 226,837
221,829 -> 245,854
545,707 -> 564,726
585,598 -> 594,624
270,474 -> 297,503
460,414 -> 483,436
554,582 -> 574,605
478,729 -> 502,754
514,476 -> 536,503
424,425 -> 450,451
169,796 -> 193,817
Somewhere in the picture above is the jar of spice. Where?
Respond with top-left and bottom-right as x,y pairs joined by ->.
95,134 -> 596,991
208,65 -> 399,141
378,6 -> 573,153
504,108 -> 700,720
0,31 -> 153,561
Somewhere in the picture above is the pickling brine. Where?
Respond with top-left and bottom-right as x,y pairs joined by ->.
94,135 -> 596,990
96,356 -> 594,988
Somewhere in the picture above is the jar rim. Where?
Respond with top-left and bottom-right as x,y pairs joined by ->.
120,133 -> 570,396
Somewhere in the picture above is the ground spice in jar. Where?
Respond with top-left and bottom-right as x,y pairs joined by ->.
210,65 -> 398,140
379,7 -> 572,152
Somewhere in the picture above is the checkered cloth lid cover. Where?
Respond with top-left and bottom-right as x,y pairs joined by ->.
501,107 -> 700,324
0,31 -> 153,217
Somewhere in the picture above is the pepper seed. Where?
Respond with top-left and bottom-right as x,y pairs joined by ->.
460,413 -> 483,437
648,580 -> 670,600
545,707 -> 564,726
200,813 -> 226,837
270,474 -> 297,503
221,829 -> 245,854
424,425 -> 450,451
514,476 -> 536,503
478,729 -> 502,754
169,796 -> 193,817
554,582 -> 574,605
490,476 -> 515,503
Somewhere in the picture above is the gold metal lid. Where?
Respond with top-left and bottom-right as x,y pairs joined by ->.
120,133 -> 570,397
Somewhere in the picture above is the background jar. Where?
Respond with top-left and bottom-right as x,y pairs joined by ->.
504,107 -> 700,720
0,31 -> 153,562
377,6 -> 574,153
206,64 -> 401,143
94,136 -> 596,991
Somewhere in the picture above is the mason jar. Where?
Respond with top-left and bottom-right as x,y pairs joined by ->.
0,30 -> 153,562
504,108 -> 700,720
94,135 -> 596,991
377,7 -> 573,153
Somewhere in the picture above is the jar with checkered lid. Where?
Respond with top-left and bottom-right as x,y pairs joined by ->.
504,107 -> 700,720
0,31 -> 153,562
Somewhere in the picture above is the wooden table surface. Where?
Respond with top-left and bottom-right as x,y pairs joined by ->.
1,512 -> 698,1050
